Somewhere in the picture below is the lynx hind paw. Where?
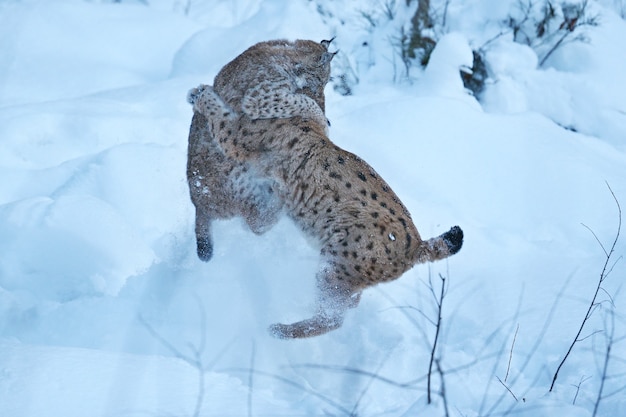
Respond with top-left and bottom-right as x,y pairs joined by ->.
268,314 -> 343,339
196,236 -> 213,262
268,323 -> 297,339
443,225 -> 463,255
268,322 -> 326,340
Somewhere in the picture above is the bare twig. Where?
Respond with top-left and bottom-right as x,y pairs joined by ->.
441,0 -> 451,29
248,341 -> 255,417
378,289 -> 432,351
505,324 -> 520,383
138,315 -> 208,416
138,297 -> 235,417
384,305 -> 438,326
539,0 -> 599,66
436,359 -> 450,417
291,363 -> 422,390
484,272 -> 574,415
220,367 -> 354,416
571,375 -> 592,405
350,349 -> 394,416
593,310 -> 615,417
427,274 -> 446,404
550,183 -> 621,392
293,348 -> 501,392
496,376 -> 519,402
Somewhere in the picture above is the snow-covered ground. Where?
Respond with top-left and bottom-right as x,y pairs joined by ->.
1,0 -> 625,416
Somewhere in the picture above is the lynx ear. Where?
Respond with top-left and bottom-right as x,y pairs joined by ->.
320,36 -> 336,50
320,50 -> 338,65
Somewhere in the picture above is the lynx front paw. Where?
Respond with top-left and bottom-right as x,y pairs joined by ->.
187,84 -> 210,106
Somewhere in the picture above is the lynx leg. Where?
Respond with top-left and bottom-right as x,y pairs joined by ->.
241,83 -> 329,130
269,313 -> 344,339
269,262 -> 359,339
194,207 -> 214,262
241,181 -> 283,235
245,203 -> 282,235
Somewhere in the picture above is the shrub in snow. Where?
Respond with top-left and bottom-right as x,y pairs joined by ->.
506,0 -> 600,66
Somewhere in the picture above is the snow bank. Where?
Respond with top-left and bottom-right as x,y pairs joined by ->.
0,0 -> 624,416
0,0 -> 200,107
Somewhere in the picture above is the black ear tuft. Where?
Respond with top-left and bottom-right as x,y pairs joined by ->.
321,51 -> 337,65
321,36 -> 336,49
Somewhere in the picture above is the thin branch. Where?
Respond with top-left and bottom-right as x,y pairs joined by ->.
550,183 -> 621,392
220,367 -> 354,416
485,272 -> 574,415
496,376 -> 519,402
581,223 -> 609,258
601,383 -> 626,400
577,329 -> 604,343
428,274 -> 446,404
138,299 -> 236,417
192,353 -> 205,417
291,348 -> 502,393
593,310 -> 615,417
571,375 -> 592,405
378,289 -> 432,350
479,293 -> 525,414
505,324 -> 520,382
383,305 -> 438,326
138,315 -> 199,367
290,363 -> 422,390
599,286 -> 616,308
248,341 -> 255,417
350,349 -> 394,416
436,359 -> 450,417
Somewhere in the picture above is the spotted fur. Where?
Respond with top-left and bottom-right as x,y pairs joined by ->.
186,39 -> 335,261
189,85 -> 464,339
213,38 -> 336,129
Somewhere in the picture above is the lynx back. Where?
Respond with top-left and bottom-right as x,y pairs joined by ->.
189,85 -> 464,339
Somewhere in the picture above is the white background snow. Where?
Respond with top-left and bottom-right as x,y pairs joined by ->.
1,0 -> 625,416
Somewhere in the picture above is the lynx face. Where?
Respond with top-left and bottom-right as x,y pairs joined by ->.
213,38 -> 336,129
189,85 -> 464,339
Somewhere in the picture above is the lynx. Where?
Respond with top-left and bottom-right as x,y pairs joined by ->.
186,39 -> 336,261
213,38 -> 336,129
188,85 -> 464,339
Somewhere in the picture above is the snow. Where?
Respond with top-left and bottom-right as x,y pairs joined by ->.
0,0 -> 625,416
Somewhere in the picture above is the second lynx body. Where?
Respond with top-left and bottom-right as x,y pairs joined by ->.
186,39 -> 335,261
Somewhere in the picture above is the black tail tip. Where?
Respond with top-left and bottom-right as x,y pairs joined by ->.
443,226 -> 463,255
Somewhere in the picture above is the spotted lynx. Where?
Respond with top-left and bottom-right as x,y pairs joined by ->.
188,85 -> 464,339
213,38 -> 336,129
186,39 -> 335,261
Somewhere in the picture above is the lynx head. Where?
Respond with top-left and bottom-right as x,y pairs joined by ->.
292,38 -> 337,111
